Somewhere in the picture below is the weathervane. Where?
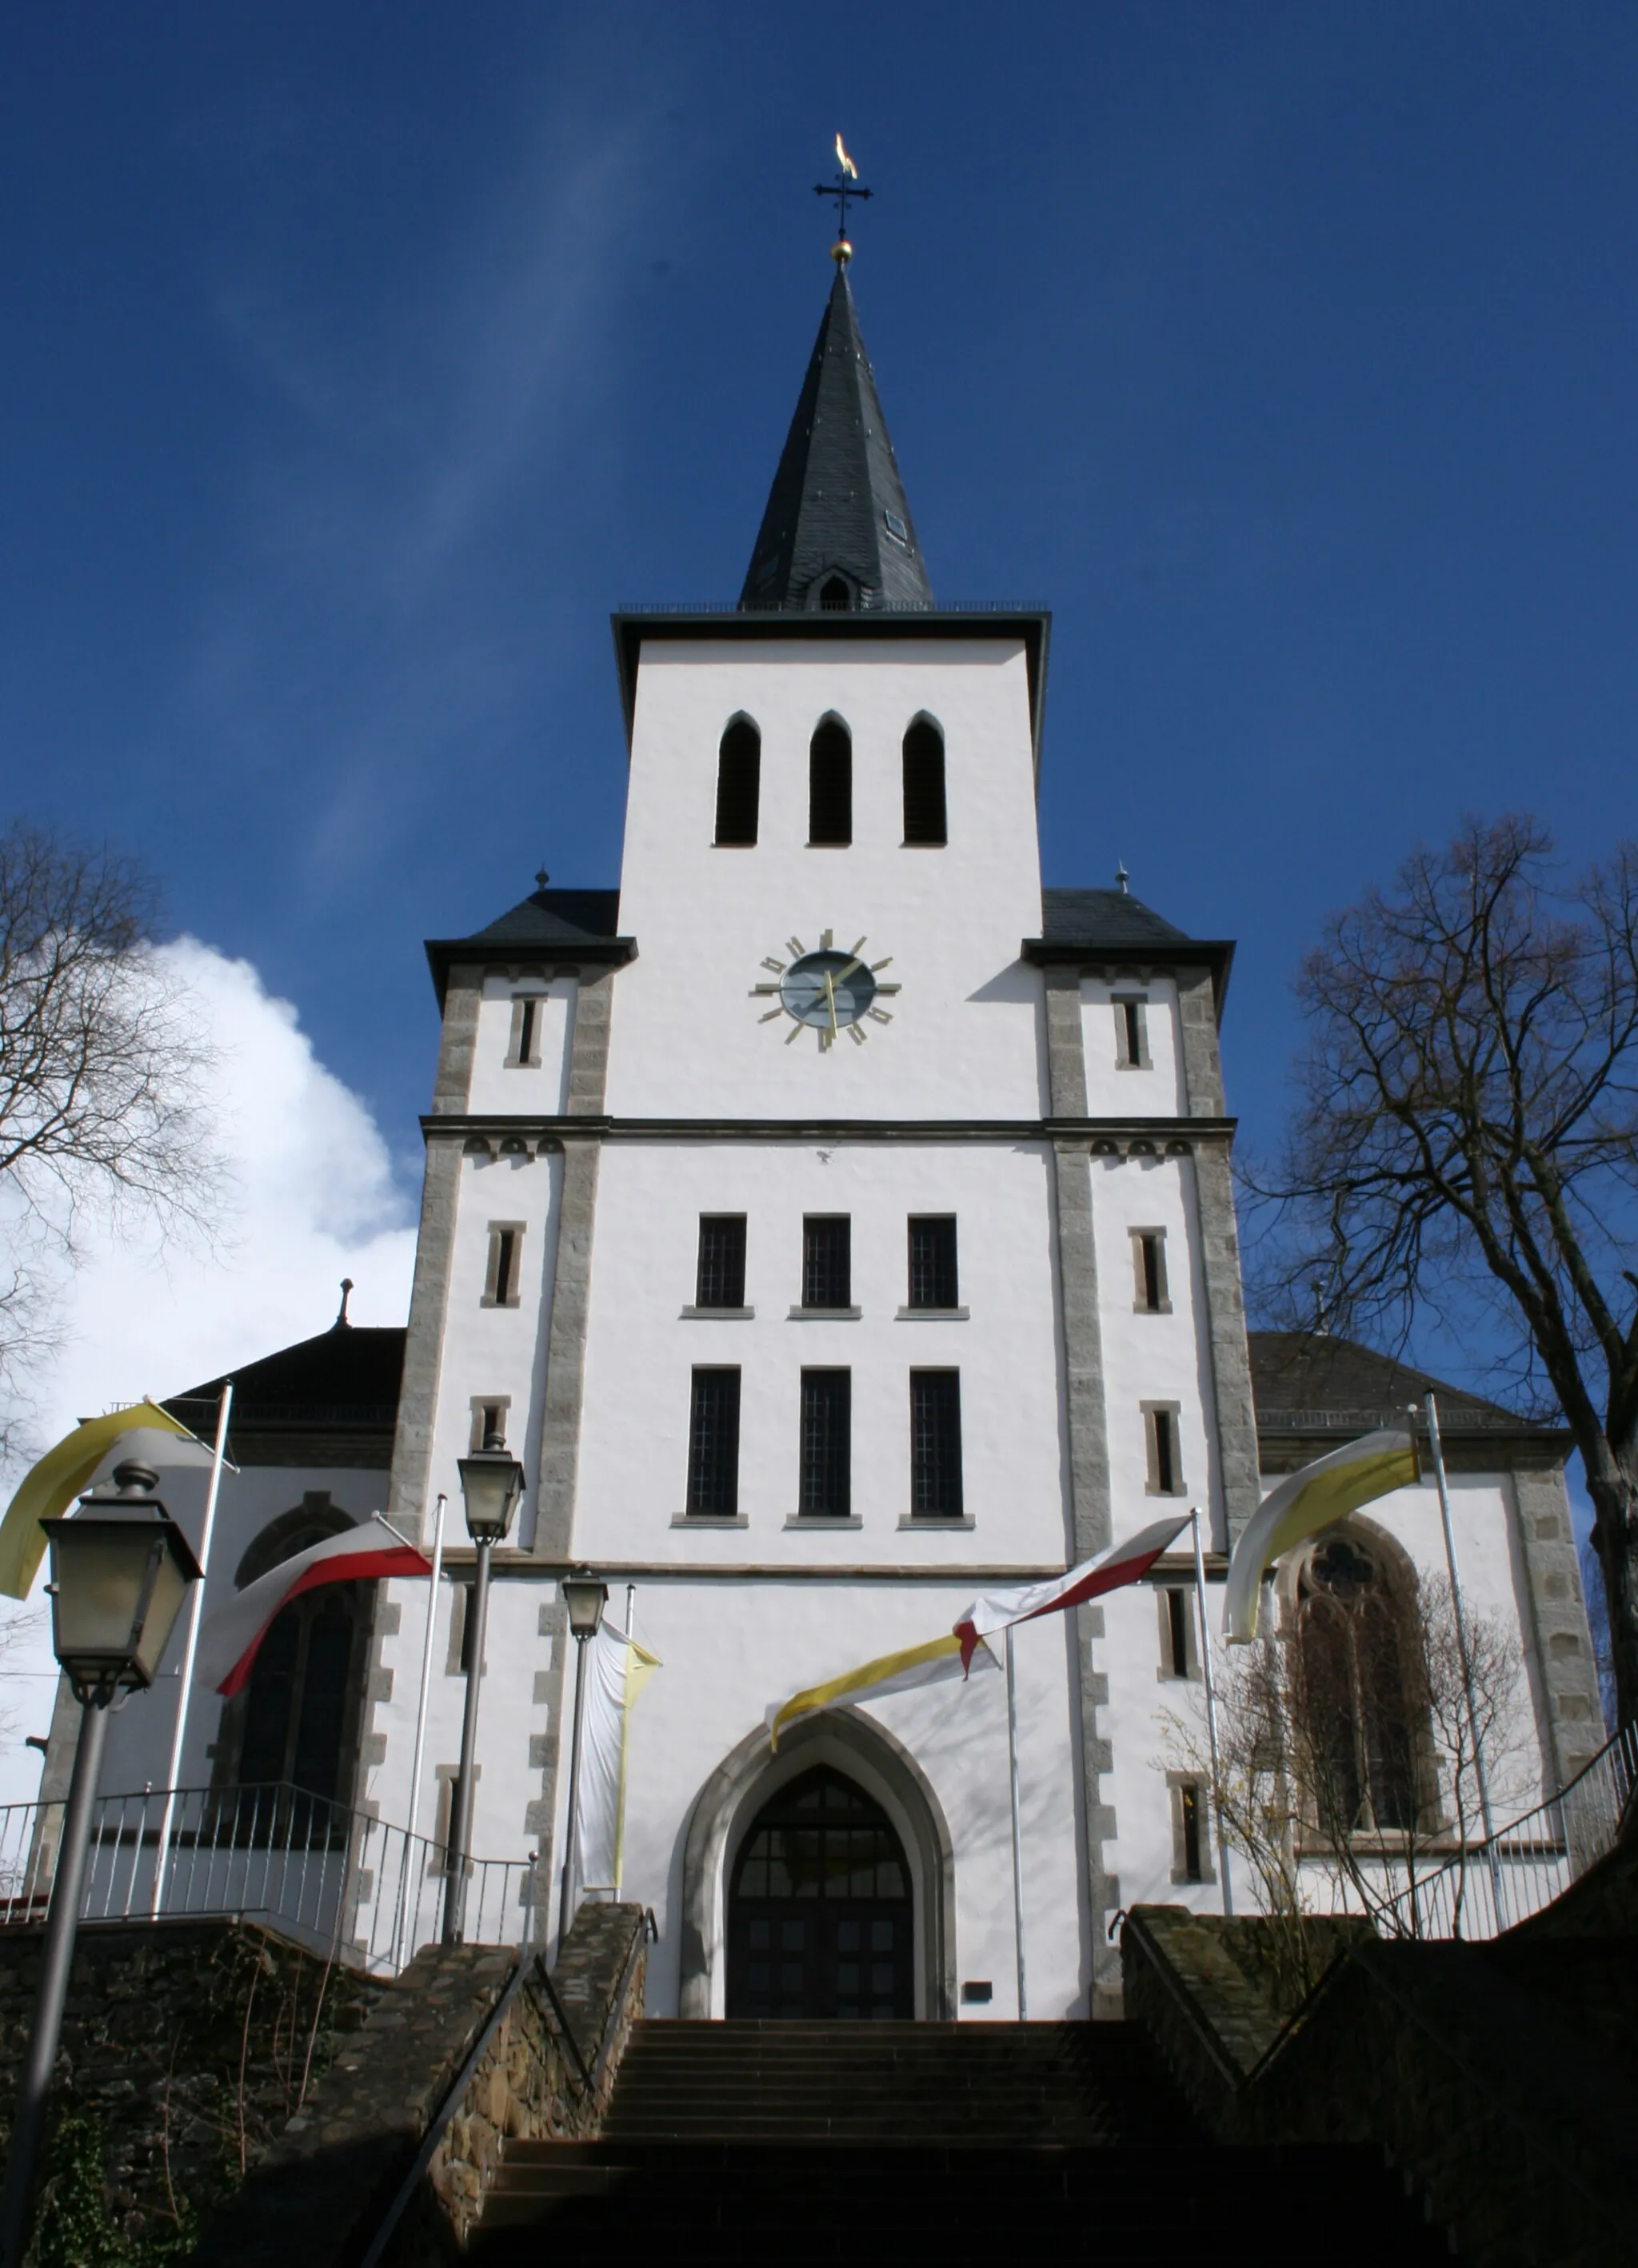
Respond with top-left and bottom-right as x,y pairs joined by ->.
813,132 -> 873,265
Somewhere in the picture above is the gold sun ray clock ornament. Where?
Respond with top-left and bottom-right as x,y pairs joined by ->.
750,932 -> 901,1052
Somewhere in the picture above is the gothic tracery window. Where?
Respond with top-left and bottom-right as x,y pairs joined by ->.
1295,1534 -> 1424,1837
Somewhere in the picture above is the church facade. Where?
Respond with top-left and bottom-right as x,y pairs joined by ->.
58,260 -> 1604,2018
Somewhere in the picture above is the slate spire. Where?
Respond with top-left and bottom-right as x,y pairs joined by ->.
741,265 -> 933,613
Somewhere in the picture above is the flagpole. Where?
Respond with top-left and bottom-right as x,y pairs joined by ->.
1191,1507 -> 1233,1918
394,1491 -> 446,1967
1421,1396 -> 1497,1862
1004,1623 -> 1028,2021
149,1380 -> 232,1916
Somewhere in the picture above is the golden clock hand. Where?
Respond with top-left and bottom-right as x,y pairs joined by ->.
824,971 -> 838,1036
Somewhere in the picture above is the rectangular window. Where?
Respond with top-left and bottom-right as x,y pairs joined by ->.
801,1216 -> 851,1310
1132,1229 -> 1169,1313
1179,1783 -> 1203,1883
696,1215 -> 748,1309
1114,996 -> 1150,1068
1161,1587 -> 1193,1678
468,1396 -> 510,1454
799,1370 -> 851,1516
484,1223 -> 525,1308
909,1371 -> 964,1519
506,995 -> 543,1068
1144,1404 -> 1184,1495
685,1368 -> 741,1517
906,1216 -> 959,1310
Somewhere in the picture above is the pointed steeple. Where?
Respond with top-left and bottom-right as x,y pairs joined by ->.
741,266 -> 933,613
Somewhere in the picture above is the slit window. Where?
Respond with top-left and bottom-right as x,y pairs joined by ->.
697,1216 -> 748,1308
484,1223 -> 525,1308
1133,1229 -> 1169,1313
686,1368 -> 741,1517
1114,996 -> 1150,1068
1162,1587 -> 1193,1678
468,1396 -> 510,1454
801,1216 -> 851,1310
1145,1404 -> 1184,1495
799,1370 -> 851,1516
1178,1783 -> 1204,1883
507,995 -> 543,1068
907,1216 -> 958,1310
909,1371 -> 964,1519
715,717 -> 761,846
809,717 -> 852,845
902,717 -> 947,845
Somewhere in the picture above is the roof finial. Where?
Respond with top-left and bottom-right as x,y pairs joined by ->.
1115,860 -> 1130,894
813,132 -> 873,266
334,1277 -> 354,1330
534,866 -> 550,892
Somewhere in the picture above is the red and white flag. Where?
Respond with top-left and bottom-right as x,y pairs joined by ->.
197,1517 -> 433,1696
954,1512 -> 1192,1672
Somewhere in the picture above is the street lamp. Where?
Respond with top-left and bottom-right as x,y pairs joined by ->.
0,1463 -> 201,2268
443,1435 -> 524,1945
557,1570 -> 608,1944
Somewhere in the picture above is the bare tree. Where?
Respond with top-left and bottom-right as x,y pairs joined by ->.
1248,817 -> 1638,1721
0,822 -> 222,1445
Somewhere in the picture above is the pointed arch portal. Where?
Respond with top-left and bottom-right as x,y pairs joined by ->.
679,1708 -> 956,2021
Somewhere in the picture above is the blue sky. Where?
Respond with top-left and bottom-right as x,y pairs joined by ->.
4,1 -> 1636,1237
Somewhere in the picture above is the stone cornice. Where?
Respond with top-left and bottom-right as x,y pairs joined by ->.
421,1112 -> 1239,1148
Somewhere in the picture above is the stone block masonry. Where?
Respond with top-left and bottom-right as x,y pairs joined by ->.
0,1918 -> 386,2262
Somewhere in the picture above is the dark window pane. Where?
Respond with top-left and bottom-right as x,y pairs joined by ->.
239,1607 -> 301,1784
291,1593 -> 354,1802
902,717 -> 947,845
686,1368 -> 741,1516
715,717 -> 761,845
910,1371 -> 963,1518
802,1216 -> 851,1308
799,1369 -> 851,1515
696,1215 -> 747,1308
809,717 -> 852,845
907,1216 -> 958,1308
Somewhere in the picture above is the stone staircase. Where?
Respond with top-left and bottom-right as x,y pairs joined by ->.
470,2018 -> 1454,2262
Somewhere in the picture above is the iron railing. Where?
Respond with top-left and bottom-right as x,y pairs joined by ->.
0,1782 -> 536,1975
1376,1717 -> 1637,1940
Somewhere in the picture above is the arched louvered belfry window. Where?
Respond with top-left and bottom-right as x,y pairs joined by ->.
1293,1532 -> 1426,1837
714,714 -> 761,845
809,715 -> 853,845
902,714 -> 947,845
819,575 -> 852,612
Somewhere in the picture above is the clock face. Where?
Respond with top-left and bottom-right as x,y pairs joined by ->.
751,931 -> 901,1051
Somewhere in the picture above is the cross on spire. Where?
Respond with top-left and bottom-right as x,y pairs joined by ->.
813,132 -> 873,262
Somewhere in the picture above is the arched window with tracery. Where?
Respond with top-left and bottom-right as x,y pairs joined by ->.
901,714 -> 946,845
228,1495 -> 366,1814
1293,1533 -> 1425,1838
714,715 -> 761,846
809,715 -> 853,845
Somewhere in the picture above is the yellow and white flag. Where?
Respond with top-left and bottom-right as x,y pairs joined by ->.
0,1404 -> 221,1601
1224,1427 -> 1418,1643
574,1621 -> 661,1896
767,1628 -> 997,1753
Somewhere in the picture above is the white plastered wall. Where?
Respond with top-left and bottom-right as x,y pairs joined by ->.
466,976 -> 577,1117
1081,976 -> 1186,1117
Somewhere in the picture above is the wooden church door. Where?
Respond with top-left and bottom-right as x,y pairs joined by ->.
726,1766 -> 914,2019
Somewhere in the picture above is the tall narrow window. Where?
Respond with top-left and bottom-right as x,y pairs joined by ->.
902,717 -> 947,845
907,1216 -> 959,1310
1132,1229 -> 1169,1313
809,716 -> 852,845
799,1370 -> 851,1515
909,1371 -> 964,1519
1144,1404 -> 1184,1495
507,995 -> 542,1068
468,1396 -> 511,1453
696,1216 -> 748,1308
686,1368 -> 741,1517
801,1216 -> 851,1309
484,1223 -> 524,1308
1114,996 -> 1150,1068
1162,1587 -> 1193,1678
1178,1783 -> 1204,1882
715,716 -> 761,846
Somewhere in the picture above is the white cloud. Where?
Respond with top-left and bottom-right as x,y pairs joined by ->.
0,939 -> 417,1803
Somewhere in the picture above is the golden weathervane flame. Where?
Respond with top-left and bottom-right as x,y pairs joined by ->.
835,133 -> 857,179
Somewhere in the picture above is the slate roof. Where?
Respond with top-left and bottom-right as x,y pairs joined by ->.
424,887 -> 633,1008
165,1325 -> 406,1467
1248,1330 -> 1567,1445
1039,888 -> 1193,949
740,267 -> 933,614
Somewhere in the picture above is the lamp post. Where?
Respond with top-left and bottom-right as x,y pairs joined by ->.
442,1437 -> 524,1946
557,1571 -> 608,1945
0,1463 -> 201,2268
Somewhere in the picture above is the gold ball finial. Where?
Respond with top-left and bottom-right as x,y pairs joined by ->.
830,238 -> 853,266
